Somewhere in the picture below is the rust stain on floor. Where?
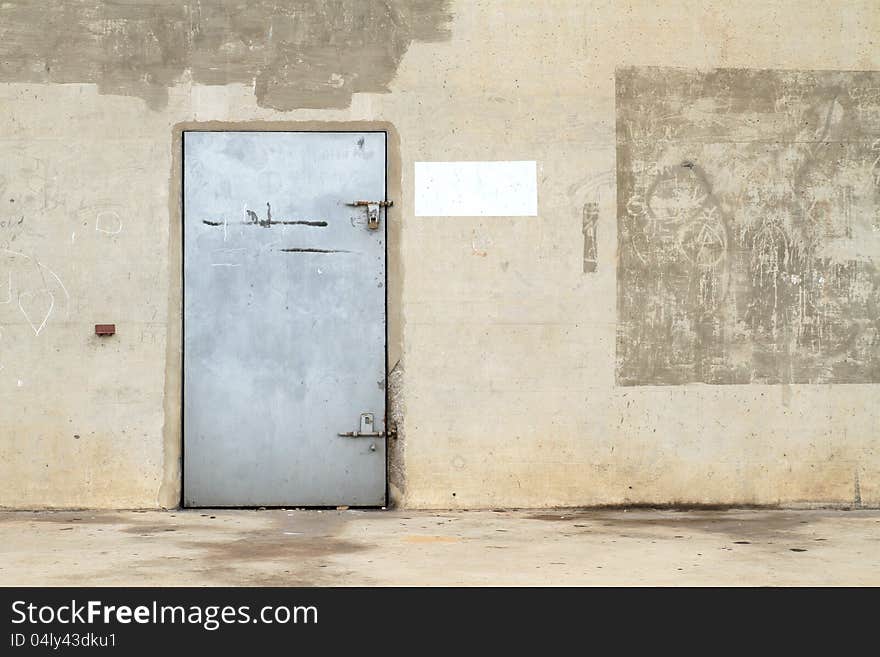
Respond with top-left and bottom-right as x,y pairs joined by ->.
403,535 -> 462,544
1,509 -> 878,586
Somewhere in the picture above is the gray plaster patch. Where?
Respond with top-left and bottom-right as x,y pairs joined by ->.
0,1 -> 451,110
616,67 -> 880,385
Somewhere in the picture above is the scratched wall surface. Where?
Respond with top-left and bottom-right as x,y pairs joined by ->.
617,67 -> 880,386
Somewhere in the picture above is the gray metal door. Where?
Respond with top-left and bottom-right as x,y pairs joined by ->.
183,131 -> 387,507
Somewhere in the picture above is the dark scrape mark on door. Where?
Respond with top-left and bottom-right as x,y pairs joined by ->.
203,218 -> 327,227
245,205 -> 329,227
280,248 -> 352,254
203,203 -> 328,228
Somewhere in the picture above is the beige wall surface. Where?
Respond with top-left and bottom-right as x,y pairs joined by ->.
0,1 -> 877,509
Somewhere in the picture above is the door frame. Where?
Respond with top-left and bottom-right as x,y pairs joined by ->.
163,121 -> 403,509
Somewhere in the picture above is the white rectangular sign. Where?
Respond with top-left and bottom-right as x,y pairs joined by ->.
414,161 -> 538,217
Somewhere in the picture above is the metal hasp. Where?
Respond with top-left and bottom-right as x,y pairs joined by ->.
347,200 -> 393,230
339,412 -> 386,438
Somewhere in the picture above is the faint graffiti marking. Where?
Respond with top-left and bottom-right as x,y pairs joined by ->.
18,289 -> 54,336
0,272 -> 11,304
616,67 -> 880,385
1,249 -> 71,333
95,210 -> 123,235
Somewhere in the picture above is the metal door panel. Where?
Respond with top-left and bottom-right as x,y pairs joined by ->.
183,131 -> 386,506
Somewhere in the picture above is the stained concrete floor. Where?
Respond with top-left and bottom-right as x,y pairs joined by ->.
0,508 -> 878,586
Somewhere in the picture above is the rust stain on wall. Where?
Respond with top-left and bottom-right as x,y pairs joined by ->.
616,67 -> 880,385
0,1 -> 451,110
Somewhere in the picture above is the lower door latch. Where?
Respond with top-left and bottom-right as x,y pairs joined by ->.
338,413 -> 386,438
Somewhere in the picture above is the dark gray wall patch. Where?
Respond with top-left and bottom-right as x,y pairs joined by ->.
616,66 -> 880,386
0,1 -> 452,110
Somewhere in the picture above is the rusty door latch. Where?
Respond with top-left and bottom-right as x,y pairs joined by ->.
347,200 -> 393,230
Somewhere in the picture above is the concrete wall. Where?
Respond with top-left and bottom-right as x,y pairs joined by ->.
0,0 -> 878,509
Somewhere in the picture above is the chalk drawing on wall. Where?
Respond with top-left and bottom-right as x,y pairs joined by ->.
18,289 -> 54,336
616,67 -> 880,385
77,203 -> 126,238
95,209 -> 123,235
0,249 -> 71,337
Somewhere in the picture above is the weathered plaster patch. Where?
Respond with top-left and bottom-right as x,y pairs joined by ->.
0,1 -> 451,110
616,67 -> 880,385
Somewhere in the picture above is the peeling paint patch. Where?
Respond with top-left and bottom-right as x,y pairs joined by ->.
0,1 -> 452,110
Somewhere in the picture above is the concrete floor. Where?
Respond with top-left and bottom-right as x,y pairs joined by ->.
0,508 -> 878,586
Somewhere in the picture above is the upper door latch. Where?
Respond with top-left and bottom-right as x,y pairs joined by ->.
347,200 -> 393,230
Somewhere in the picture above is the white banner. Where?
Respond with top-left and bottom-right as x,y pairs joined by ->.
414,161 -> 538,217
